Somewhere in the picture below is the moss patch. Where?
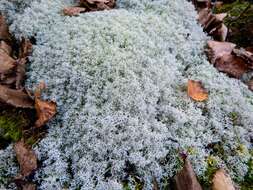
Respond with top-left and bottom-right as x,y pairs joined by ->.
0,109 -> 31,149
215,0 -> 253,47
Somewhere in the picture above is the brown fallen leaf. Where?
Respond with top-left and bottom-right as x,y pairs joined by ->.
34,82 -> 56,128
0,40 -> 12,55
0,84 -> 34,108
192,0 -> 211,10
22,183 -> 36,190
174,159 -> 202,190
63,7 -> 86,16
34,98 -> 57,128
0,13 -> 12,43
15,58 -> 27,89
19,38 -> 33,59
14,140 -> 37,177
210,23 -> 228,42
187,80 -> 208,102
0,50 -> 16,76
86,0 -> 109,4
215,54 -> 249,79
207,40 -> 236,64
212,169 -> 235,190
152,177 -> 159,190
232,48 -> 253,68
80,0 -> 116,11
247,78 -> 253,91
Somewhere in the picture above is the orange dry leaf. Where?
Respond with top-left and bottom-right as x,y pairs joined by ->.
34,82 -> 56,128
187,80 -> 208,102
34,97 -> 57,128
14,140 -> 37,177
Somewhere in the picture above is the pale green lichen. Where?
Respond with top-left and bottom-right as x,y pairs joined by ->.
0,0 -> 252,189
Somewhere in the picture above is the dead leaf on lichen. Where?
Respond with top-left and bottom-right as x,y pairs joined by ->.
14,140 -> 37,177
215,54 -> 249,78
19,38 -> 33,59
0,13 -> 12,43
34,82 -> 56,128
174,158 -> 202,190
212,169 -> 235,190
0,85 -> 34,108
0,50 -> 16,76
187,80 -> 208,102
0,41 -> 12,55
63,7 -> 86,16
207,40 -> 236,64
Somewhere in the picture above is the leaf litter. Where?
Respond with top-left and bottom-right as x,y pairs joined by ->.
0,12 -> 56,189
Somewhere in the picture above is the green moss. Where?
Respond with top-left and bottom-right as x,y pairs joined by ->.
200,156 -> 219,188
215,0 -> 253,47
215,0 -> 250,16
240,150 -> 253,189
0,109 -> 30,146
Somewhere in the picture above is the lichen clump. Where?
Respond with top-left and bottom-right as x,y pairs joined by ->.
0,0 -> 253,189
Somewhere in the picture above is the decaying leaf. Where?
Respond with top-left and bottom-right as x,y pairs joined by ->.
80,0 -> 116,11
152,177 -> 159,190
212,169 -> 235,190
0,13 -> 12,43
187,80 -> 208,102
34,98 -> 57,128
34,83 -> 56,128
247,78 -> 253,91
63,7 -> 86,16
22,183 -> 36,190
0,84 -> 34,108
86,0 -> 109,4
210,23 -> 228,42
19,38 -> 33,59
215,54 -> 250,78
0,50 -> 16,76
232,48 -> 253,68
207,40 -> 236,64
15,58 -> 27,89
14,140 -> 37,177
0,40 -> 12,55
174,159 -> 202,190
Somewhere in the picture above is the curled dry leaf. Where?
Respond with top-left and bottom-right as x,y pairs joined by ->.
34,83 -> 56,128
14,140 -> 37,177
22,183 -> 36,190
63,7 -> 86,16
210,23 -> 228,42
187,80 -> 208,102
174,159 -> 202,190
152,177 -> 159,190
0,13 -> 12,43
247,78 -> 253,91
212,169 -> 235,190
207,40 -> 236,64
232,48 -> 253,68
19,38 -> 33,59
0,40 -> 12,55
34,98 -> 57,128
15,58 -> 27,89
0,84 -> 34,108
86,0 -> 109,4
215,54 -> 249,79
0,50 -> 16,76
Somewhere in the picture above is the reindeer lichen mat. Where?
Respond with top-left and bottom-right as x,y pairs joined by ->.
0,0 -> 253,189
